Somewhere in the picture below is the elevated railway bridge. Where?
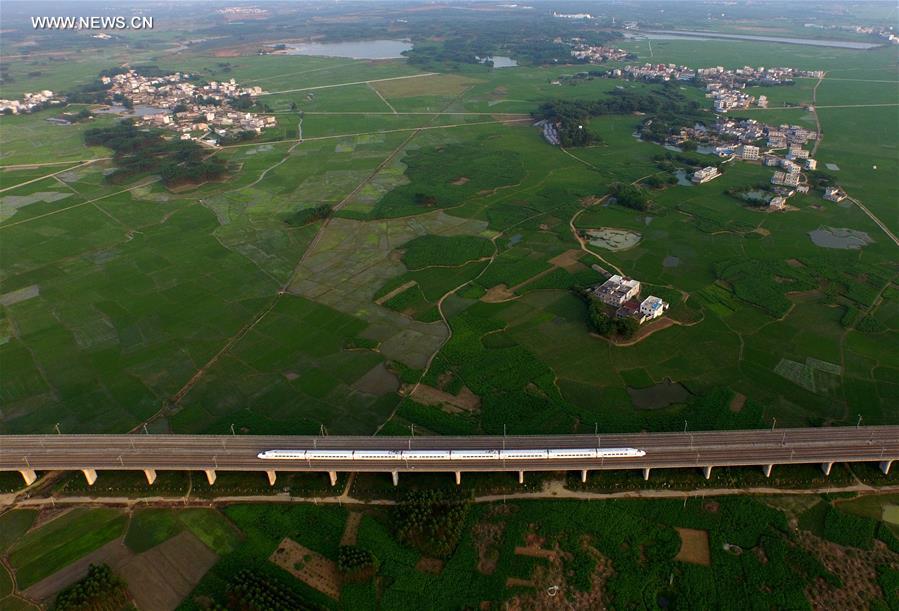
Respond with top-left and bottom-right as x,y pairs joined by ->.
1,426 -> 896,488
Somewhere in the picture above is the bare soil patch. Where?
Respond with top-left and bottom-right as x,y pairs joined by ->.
514,546 -> 557,561
786,258 -> 806,268
797,530 -> 899,610
410,383 -> 480,413
472,520 -> 506,575
729,392 -> 747,413
674,528 -> 711,566
505,577 -> 536,588
480,284 -> 515,303
374,280 -> 417,305
270,538 -> 340,600
451,176 -> 470,186
340,512 -> 362,547
548,249 -> 587,272
118,530 -> 218,611
415,557 -> 444,574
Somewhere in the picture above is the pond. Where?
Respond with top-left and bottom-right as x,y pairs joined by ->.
476,55 -> 519,68
674,169 -> 694,186
282,40 -> 412,59
808,227 -> 873,250
586,228 -> 641,251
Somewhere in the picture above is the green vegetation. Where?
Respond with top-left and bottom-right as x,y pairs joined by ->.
7,508 -> 127,589
401,235 -> 493,269
284,204 -> 332,227
124,507 -> 240,554
226,569 -> 318,611
337,545 -> 378,581
392,490 -> 471,558
52,564 -> 129,611
84,122 -> 227,186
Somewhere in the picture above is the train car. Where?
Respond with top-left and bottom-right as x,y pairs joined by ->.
450,450 -> 500,460
353,450 -> 402,461
596,448 -> 646,458
546,448 -> 598,459
257,450 -> 306,460
499,449 -> 549,460
305,450 -> 354,460
403,451 -> 453,461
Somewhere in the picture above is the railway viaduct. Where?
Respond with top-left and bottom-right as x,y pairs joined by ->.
1,426 -> 896,489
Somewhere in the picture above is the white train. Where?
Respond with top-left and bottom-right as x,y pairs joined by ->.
256,447 -> 645,460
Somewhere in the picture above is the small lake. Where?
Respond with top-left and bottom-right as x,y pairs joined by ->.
674,169 -> 694,186
809,227 -> 873,250
477,55 -> 519,69
629,30 -> 880,49
282,40 -> 412,59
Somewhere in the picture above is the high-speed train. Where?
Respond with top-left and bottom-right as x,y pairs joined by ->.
256,448 -> 646,460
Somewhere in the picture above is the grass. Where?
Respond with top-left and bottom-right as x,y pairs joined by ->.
7,508 -> 127,589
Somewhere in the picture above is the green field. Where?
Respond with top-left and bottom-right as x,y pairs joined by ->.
1,15 -> 897,442
6,508 -> 127,589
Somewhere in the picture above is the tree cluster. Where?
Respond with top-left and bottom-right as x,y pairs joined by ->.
392,489 -> 471,558
52,563 -> 128,610
226,569 -> 316,611
85,121 -> 227,186
533,86 -> 704,147
337,545 -> 378,581
283,204 -> 332,227
588,301 -> 639,339
608,182 -> 650,211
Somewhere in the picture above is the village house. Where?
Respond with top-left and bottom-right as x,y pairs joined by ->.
768,196 -> 787,211
738,144 -> 760,161
824,186 -> 847,202
594,275 -> 641,307
692,166 -> 721,184
639,296 -> 669,321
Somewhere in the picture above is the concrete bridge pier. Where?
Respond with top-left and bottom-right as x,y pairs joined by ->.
702,465 -> 713,480
19,469 -> 37,486
821,462 -> 833,476
642,467 -> 651,481
455,471 -> 461,486
204,469 -> 216,486
881,460 -> 893,475
762,464 -> 774,478
581,469 -> 588,483
82,468 -> 97,486
518,470 -> 524,484
144,468 -> 157,485
391,471 -> 399,487
328,471 -> 337,487
266,470 -> 276,486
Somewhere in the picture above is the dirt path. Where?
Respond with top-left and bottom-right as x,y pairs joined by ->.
4,482 -> 898,511
569,205 -> 625,277
810,73 -> 825,157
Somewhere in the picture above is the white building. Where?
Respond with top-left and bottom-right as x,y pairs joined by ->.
805,159 -> 817,171
692,166 -> 721,184
769,196 -> 787,210
594,275 -> 641,307
738,144 -> 760,161
639,296 -> 669,320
